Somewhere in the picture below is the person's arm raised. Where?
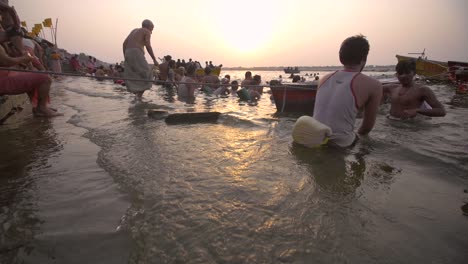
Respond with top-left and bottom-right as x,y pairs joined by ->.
358,81 -> 383,135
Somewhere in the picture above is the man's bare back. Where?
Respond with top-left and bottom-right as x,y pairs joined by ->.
123,28 -> 150,53
122,20 -> 156,65
202,74 -> 220,89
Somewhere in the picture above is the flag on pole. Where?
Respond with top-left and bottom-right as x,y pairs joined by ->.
32,28 -> 40,36
34,23 -> 43,30
21,21 -> 27,27
43,18 -> 53,27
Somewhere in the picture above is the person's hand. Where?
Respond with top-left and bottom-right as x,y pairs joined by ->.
402,108 -> 419,119
19,53 -> 33,64
153,59 -> 158,66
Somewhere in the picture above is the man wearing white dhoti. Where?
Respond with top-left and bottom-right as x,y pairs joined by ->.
122,19 -> 157,99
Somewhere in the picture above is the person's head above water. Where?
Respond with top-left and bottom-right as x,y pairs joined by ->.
395,59 -> 416,75
339,34 -> 369,66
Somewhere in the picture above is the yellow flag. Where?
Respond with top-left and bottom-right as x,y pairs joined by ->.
43,18 -> 52,27
21,21 -> 27,27
35,23 -> 43,30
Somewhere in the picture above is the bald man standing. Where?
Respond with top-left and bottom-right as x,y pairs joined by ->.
122,19 -> 157,99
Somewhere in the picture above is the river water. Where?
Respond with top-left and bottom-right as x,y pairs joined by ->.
1,70 -> 467,263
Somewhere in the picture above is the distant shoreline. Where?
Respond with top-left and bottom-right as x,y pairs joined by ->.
221,65 -> 395,72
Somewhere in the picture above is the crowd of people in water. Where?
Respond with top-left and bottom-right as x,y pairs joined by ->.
0,4 -> 455,149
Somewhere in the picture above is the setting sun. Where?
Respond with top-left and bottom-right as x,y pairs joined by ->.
215,1 -> 279,54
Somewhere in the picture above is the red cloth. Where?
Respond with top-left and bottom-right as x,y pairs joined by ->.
0,71 -> 50,107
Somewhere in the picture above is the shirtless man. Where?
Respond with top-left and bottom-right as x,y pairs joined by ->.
312,35 -> 382,147
201,67 -> 220,93
122,19 -> 157,98
157,55 -> 171,82
241,71 -> 254,87
383,60 -> 446,119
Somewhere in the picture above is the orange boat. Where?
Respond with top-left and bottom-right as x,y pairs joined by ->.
396,53 -> 448,81
270,81 -> 318,114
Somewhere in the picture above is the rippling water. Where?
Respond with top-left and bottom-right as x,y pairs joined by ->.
1,70 -> 467,263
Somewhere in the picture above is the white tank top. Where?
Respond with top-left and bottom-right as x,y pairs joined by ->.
313,71 -> 359,147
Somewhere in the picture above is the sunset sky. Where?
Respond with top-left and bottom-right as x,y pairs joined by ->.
12,0 -> 468,67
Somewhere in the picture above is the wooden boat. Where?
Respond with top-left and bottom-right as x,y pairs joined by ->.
396,54 -> 448,81
270,81 -> 318,114
195,66 -> 221,77
448,61 -> 468,82
284,67 -> 300,74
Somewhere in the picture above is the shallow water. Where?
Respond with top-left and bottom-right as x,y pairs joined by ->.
1,70 -> 467,263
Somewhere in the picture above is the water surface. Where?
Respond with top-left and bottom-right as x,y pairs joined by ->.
1,70 -> 467,263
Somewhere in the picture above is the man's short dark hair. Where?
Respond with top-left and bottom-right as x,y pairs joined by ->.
396,60 -> 416,75
339,34 -> 369,65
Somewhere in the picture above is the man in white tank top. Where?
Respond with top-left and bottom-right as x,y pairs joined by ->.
313,35 -> 382,147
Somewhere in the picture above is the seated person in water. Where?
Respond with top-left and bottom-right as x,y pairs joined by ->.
201,66 -> 220,93
292,75 -> 301,83
95,65 -> 105,80
177,64 -> 198,98
383,60 -> 446,119
248,74 -> 263,100
230,80 -> 239,95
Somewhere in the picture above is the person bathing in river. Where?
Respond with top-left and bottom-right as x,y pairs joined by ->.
122,19 -> 157,99
383,60 -> 446,120
201,66 -> 220,94
293,34 -> 382,148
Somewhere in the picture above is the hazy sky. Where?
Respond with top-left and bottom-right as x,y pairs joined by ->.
12,0 -> 468,67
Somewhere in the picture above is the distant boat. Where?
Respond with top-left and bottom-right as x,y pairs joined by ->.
270,81 -> 318,114
284,67 -> 300,74
396,50 -> 448,81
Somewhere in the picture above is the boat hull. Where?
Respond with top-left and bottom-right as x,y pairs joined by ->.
396,55 -> 448,80
284,69 -> 300,74
270,83 -> 318,114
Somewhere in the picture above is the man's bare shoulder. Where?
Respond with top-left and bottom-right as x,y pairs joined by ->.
415,84 -> 435,95
356,73 -> 381,87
